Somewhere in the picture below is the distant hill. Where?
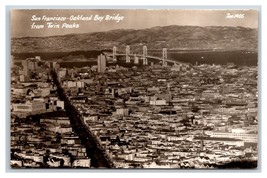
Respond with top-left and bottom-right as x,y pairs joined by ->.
11,25 -> 258,53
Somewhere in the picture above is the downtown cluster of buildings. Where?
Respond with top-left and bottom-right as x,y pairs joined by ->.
11,57 -> 64,118
10,57 -> 91,168
56,55 -> 258,168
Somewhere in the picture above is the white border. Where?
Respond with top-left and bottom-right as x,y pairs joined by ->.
1,0 -> 266,178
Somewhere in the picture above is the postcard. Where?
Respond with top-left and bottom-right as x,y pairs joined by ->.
10,9 -> 258,169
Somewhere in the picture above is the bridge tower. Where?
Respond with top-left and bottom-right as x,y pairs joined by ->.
143,46 -> 147,58
126,45 -> 130,63
143,46 -> 148,65
97,54 -> 106,73
143,58 -> 148,65
162,48 -> 167,66
113,46 -> 117,61
134,54 -> 139,64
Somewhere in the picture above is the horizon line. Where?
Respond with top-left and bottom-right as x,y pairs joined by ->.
11,24 -> 258,39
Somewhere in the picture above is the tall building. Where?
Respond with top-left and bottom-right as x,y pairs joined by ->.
19,57 -> 40,82
52,62 -> 57,70
97,54 -> 106,73
113,46 -> 117,61
52,61 -> 60,72
28,60 -> 37,71
126,45 -> 130,63
134,54 -> 139,64
21,60 -> 29,77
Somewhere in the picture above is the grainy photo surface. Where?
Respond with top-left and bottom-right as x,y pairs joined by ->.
10,9 -> 258,169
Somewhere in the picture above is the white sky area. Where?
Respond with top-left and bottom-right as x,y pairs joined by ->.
11,9 -> 258,37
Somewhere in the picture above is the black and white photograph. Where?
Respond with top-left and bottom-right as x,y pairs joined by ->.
9,9 -> 258,169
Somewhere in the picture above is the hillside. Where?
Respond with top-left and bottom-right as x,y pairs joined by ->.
11,25 -> 258,53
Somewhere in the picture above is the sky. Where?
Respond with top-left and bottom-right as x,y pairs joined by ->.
11,9 -> 258,38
